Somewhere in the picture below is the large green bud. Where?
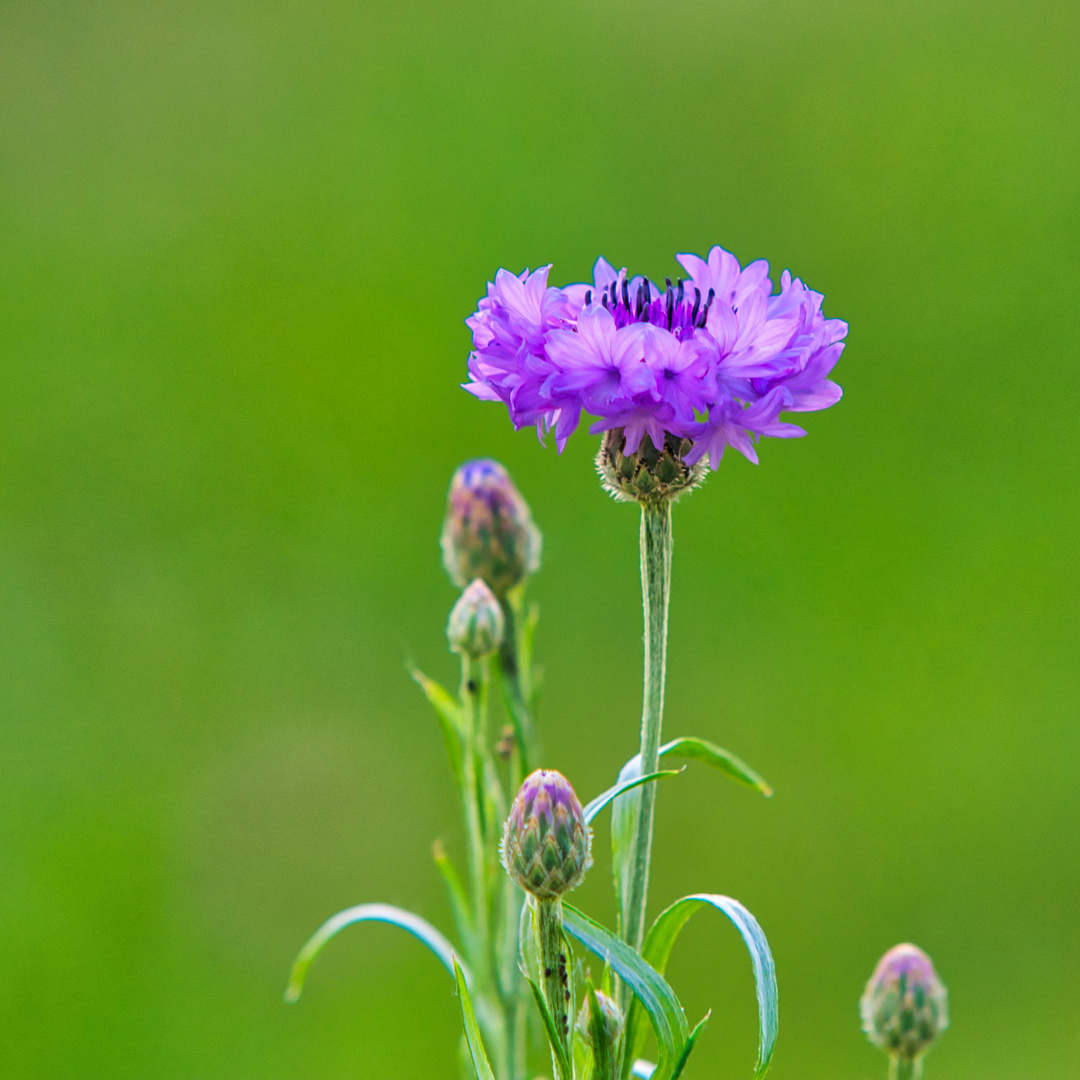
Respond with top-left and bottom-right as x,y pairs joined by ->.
446,579 -> 505,658
595,429 -> 707,506
500,769 -> 592,899
861,943 -> 949,1067
441,459 -> 542,595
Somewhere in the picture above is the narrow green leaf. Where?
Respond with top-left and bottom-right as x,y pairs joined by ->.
583,768 -> 683,825
455,958 -> 496,1080
643,894 -> 778,1079
562,905 -> 688,1078
432,841 -> 477,960
526,975 -> 572,1080
518,895 -> 541,982
285,903 -> 466,1003
411,668 -> 465,783
670,1012 -> 710,1080
586,983 -> 614,1080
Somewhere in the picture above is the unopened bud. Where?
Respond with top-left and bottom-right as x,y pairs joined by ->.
441,459 -> 541,594
500,769 -> 592,898
576,990 -> 625,1048
447,579 -> 505,658
861,943 -> 949,1064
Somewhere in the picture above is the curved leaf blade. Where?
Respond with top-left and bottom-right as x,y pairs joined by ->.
455,958 -> 496,1080
285,903 -> 466,1003
643,894 -> 778,1079
657,737 -> 772,797
583,768 -> 683,825
562,905 -> 688,1077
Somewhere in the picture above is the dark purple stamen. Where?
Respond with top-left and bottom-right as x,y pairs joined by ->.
621,277 -> 630,312
690,287 -> 701,325
697,287 -> 715,328
585,290 -> 591,307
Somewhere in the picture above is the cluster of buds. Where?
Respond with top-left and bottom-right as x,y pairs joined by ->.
441,458 -> 542,596
500,769 -> 592,899
861,943 -> 949,1074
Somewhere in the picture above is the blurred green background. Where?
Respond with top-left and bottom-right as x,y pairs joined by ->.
0,0 -> 1077,1076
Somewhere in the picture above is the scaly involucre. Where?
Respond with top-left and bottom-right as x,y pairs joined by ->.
464,247 -> 846,468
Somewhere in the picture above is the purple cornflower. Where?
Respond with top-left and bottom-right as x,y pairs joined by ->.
464,247 -> 846,469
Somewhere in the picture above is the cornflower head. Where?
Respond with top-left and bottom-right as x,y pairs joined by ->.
861,943 -> 949,1071
441,459 -> 542,595
464,247 -> 846,501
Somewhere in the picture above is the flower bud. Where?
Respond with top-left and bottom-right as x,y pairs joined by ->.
500,769 -> 592,899
447,579 -> 505,658
596,429 -> 707,505
860,943 -> 949,1064
441,459 -> 542,594
576,990 -> 625,1048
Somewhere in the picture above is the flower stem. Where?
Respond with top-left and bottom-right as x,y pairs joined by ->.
623,500 -> 673,954
460,655 -> 491,978
538,897 -> 571,1080
497,587 -> 538,773
890,1058 -> 923,1080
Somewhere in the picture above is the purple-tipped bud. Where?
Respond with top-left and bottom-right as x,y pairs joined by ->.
576,990 -> 625,1048
441,459 -> 542,595
500,769 -> 592,899
447,579 -> 505,658
861,944 -> 949,1064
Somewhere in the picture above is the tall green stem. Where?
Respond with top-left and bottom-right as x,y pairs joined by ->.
538,897 -> 571,1080
497,588 -> 538,773
622,501 -> 673,954
460,656 -> 491,976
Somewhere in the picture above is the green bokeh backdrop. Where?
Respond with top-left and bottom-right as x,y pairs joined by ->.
1,0 -> 1078,1076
